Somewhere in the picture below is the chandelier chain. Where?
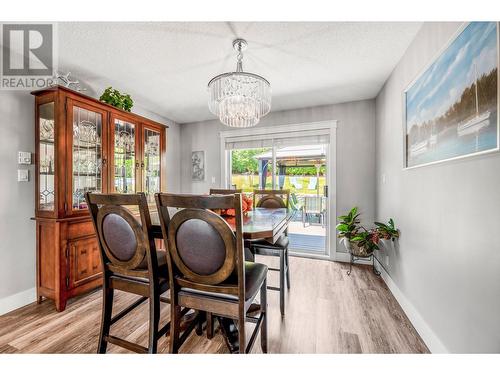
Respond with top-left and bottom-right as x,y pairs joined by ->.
236,51 -> 243,72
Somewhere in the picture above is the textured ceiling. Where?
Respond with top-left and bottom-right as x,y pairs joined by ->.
57,22 -> 422,124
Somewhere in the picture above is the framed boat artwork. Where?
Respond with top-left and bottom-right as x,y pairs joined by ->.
404,22 -> 499,169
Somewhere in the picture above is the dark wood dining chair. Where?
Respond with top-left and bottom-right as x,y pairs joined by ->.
253,189 -> 290,210
251,189 -> 291,317
155,193 -> 268,354
208,187 -> 251,340
209,188 -> 242,194
86,192 -> 174,354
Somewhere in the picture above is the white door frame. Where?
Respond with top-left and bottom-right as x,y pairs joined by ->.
219,120 -> 338,261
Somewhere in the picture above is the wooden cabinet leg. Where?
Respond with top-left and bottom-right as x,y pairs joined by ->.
55,296 -> 67,312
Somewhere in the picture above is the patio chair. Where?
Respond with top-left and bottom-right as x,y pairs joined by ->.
290,192 -> 304,221
289,176 -> 302,189
307,177 -> 318,190
303,195 -> 325,228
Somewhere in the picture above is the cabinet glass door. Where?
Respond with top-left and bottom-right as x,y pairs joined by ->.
71,104 -> 105,211
143,127 -> 161,203
113,118 -> 136,193
38,102 -> 55,211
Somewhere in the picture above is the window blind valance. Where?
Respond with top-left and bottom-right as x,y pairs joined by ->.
224,129 -> 330,150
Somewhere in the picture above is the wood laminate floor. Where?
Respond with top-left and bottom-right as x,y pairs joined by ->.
0,257 -> 429,354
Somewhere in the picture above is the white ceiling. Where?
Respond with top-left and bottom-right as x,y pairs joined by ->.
58,22 -> 422,124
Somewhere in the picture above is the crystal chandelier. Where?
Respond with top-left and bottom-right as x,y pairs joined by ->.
208,39 -> 271,128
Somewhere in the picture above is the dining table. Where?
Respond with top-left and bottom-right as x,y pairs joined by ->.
149,207 -> 293,244
147,206 -> 293,352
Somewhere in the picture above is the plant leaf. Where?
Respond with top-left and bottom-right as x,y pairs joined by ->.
336,224 -> 349,231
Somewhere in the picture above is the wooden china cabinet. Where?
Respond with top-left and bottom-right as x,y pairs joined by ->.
32,86 -> 168,311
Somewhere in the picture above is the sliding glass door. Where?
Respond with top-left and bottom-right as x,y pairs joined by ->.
226,131 -> 331,258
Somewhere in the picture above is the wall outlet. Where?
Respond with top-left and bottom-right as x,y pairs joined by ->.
211,176 -> 216,184
18,151 -> 32,165
18,169 -> 29,182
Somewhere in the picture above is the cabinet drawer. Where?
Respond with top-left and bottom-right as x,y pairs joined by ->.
68,237 -> 102,289
68,220 -> 95,239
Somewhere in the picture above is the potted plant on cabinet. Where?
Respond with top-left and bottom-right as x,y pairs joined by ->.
99,87 -> 134,112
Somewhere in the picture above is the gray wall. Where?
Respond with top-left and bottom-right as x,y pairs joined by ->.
0,88 -> 180,306
0,91 -> 37,300
375,22 -> 500,353
180,99 -> 376,235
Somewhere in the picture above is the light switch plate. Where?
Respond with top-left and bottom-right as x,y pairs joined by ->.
211,176 -> 216,183
18,151 -> 32,165
18,169 -> 29,182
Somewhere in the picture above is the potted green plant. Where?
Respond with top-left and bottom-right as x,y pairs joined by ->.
337,207 -> 399,257
349,230 -> 381,257
336,206 -> 359,241
374,218 -> 400,241
99,87 -> 134,112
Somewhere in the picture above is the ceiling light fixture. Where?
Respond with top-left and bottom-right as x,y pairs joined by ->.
208,39 -> 271,128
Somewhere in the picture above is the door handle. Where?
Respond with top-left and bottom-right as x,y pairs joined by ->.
324,185 -> 328,197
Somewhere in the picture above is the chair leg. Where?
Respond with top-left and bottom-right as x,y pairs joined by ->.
285,247 -> 291,290
238,311 -> 246,354
148,291 -> 160,354
279,250 -> 285,317
206,312 -> 214,339
169,305 -> 181,354
97,281 -> 114,354
260,278 -> 268,353
196,311 -> 204,336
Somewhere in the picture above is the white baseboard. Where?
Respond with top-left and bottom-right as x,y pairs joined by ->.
0,287 -> 36,316
373,258 -> 448,353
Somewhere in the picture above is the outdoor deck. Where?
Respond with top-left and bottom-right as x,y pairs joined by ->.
289,233 -> 326,253
288,219 -> 326,254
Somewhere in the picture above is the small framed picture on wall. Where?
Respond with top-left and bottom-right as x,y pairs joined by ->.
191,150 -> 206,182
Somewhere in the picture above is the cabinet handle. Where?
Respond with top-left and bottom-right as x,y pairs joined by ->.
141,161 -> 145,168
135,161 -> 140,169
102,158 -> 107,166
